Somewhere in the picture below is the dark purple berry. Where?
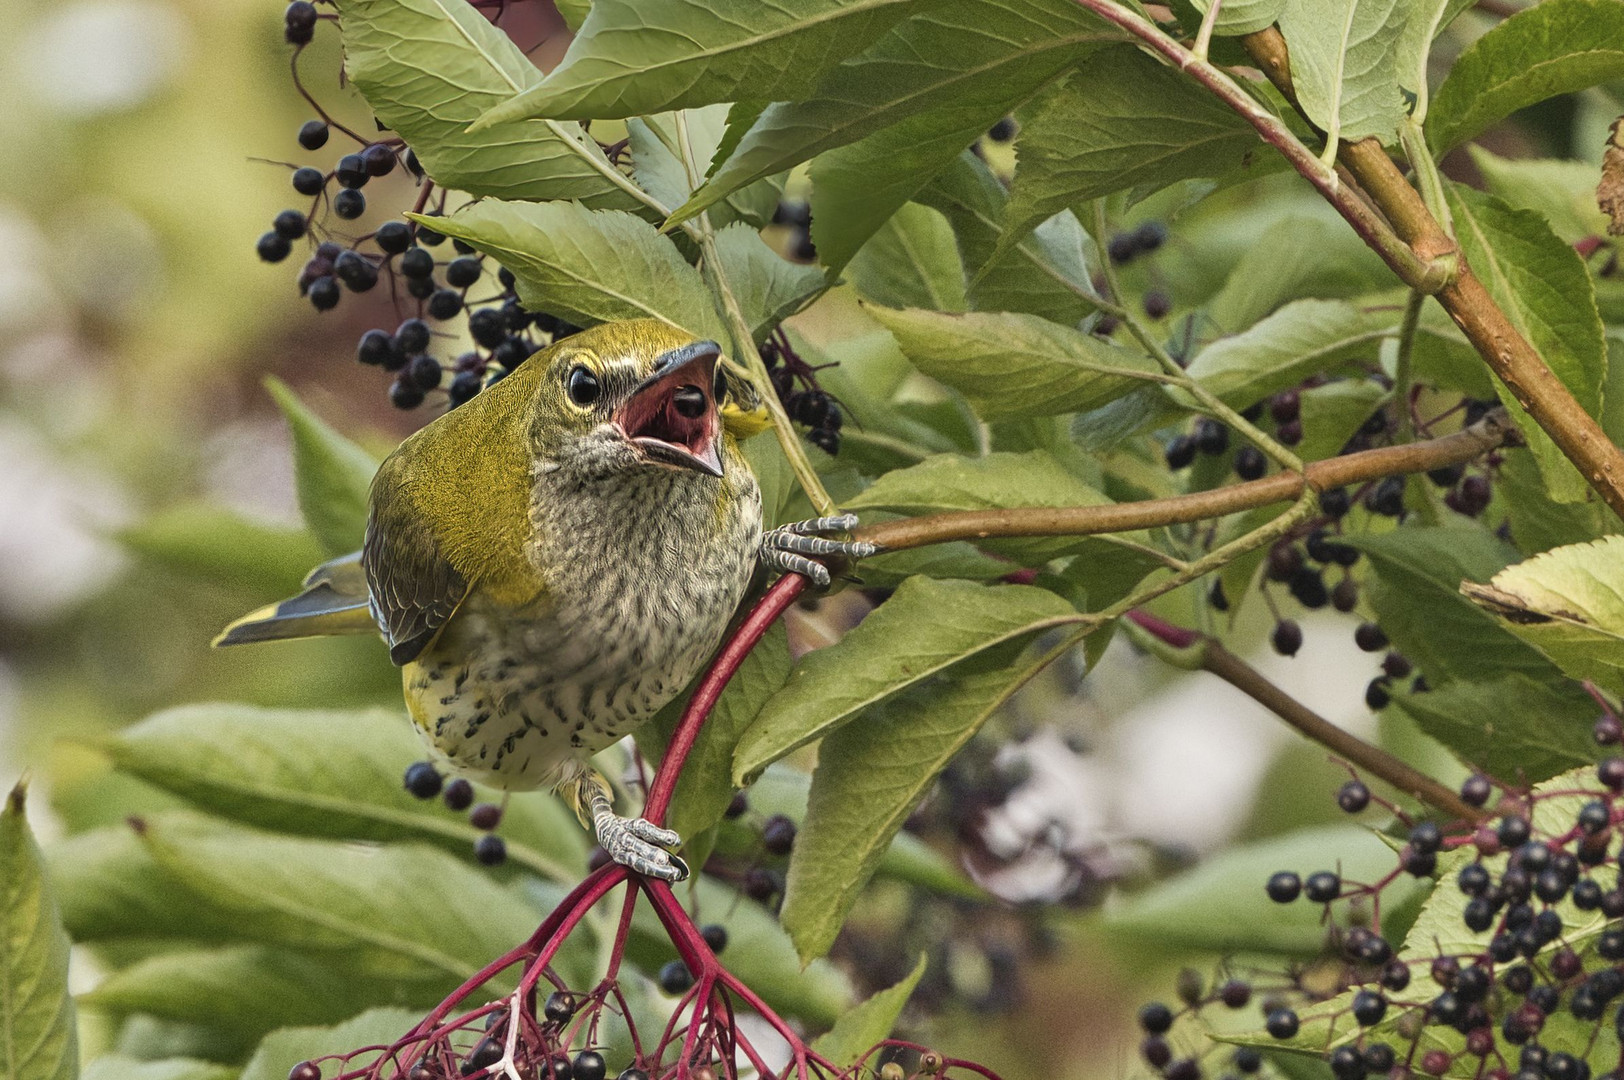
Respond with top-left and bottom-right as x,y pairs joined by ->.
1276,418 -> 1303,446
361,143 -> 396,177
297,119 -> 329,150
284,1 -> 317,44
1304,870 -> 1339,902
292,166 -> 325,196
1195,418 -> 1229,455
308,275 -> 340,311
1133,221 -> 1166,252
395,318 -> 431,355
725,792 -> 748,819
408,354 -> 442,391
492,336 -> 531,369
1353,622 -> 1387,652
1142,289 -> 1171,319
1600,757 -> 1624,790
335,154 -> 369,189
1265,1008 -> 1299,1039
375,220 -> 412,254
657,960 -> 693,994
1272,619 -> 1303,657
470,802 -> 502,830
389,376 -> 425,410
1165,434 -> 1197,469
572,1052 -> 606,1080
762,814 -> 796,856
1381,960 -> 1410,991
474,834 -> 506,865
333,188 -> 366,220
448,370 -> 483,408
427,288 -> 463,320
743,867 -> 778,901
1366,476 -> 1406,517
446,257 -> 482,288
1270,390 -> 1300,423
1331,578 -> 1358,612
543,991 -> 574,1025
1234,445 -> 1266,480
273,209 -> 307,240
358,329 -> 395,367
257,231 -> 292,263
1319,486 -> 1351,518
1139,1001 -> 1173,1033
403,761 -> 442,798
700,923 -> 728,954
1337,780 -> 1370,813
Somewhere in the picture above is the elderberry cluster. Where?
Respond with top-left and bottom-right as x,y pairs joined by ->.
403,760 -> 507,866
1133,758 -> 1624,1079
258,5 -> 585,414
762,337 -> 844,455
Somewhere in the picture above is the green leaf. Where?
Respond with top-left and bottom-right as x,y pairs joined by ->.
1388,673 -> 1599,782
413,200 -> 726,341
471,0 -> 928,123
103,704 -> 586,881
732,577 -> 1079,783
1186,0 -> 1284,36
1344,525 -> 1565,686
783,657 -> 1052,961
805,61 -> 1078,274
335,0 -> 633,207
1277,0 -> 1408,149
639,622 -> 792,841
665,0 -> 1118,230
136,812 -> 544,983
238,1008 -> 423,1080
916,151 -> 1095,325
1427,0 -> 1624,153
81,1058 -> 236,1080
1498,449 -> 1612,554
1183,299 -> 1396,408
49,826 -> 244,945
863,305 -> 1160,422
845,203 -> 967,313
995,47 -> 1261,263
628,108 -> 787,230
812,954 -> 927,1065
1392,0 -> 1467,125
1204,217 -> 1392,336
1,783 -> 76,1080
1446,183 -> 1606,503
1468,145 -> 1612,244
712,223 -> 826,341
265,379 -> 378,557
82,945 -> 428,1052
118,504 -> 325,595
1461,535 -> 1624,693
1104,824 -> 1429,954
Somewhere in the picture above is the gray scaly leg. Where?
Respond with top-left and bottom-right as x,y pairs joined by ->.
760,514 -> 879,588
577,771 -> 688,882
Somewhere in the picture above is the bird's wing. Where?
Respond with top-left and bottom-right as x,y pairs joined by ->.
362,487 -> 469,667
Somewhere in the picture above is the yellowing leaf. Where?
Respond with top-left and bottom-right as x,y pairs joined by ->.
1462,535 -> 1624,693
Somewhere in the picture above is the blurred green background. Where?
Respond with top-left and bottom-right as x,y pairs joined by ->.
1,2 -> 1619,1077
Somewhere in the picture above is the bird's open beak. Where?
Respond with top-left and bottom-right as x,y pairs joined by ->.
612,340 -> 724,478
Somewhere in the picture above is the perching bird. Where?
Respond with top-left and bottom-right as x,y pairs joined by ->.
217,320 -> 871,880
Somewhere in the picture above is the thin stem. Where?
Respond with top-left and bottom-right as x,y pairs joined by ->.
1392,289 -> 1425,443
1400,119 -> 1453,237
1240,25 -> 1624,522
1064,0 -> 1453,293
645,574 -> 807,825
1192,0 -> 1222,62
671,112 -> 837,517
1088,201 -> 1305,471
855,408 -> 1517,552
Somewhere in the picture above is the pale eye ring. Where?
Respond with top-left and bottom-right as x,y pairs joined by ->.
566,365 -> 601,407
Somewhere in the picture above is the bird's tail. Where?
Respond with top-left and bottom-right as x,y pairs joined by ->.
213,551 -> 378,647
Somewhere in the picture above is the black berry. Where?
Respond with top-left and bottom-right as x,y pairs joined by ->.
335,154 -> 369,189
1353,622 -> 1388,652
390,376 -> 426,410
1164,434 -> 1197,469
284,1 -> 317,44
572,1052 -> 606,1080
403,761 -> 442,799
1337,780 -> 1370,813
308,275 -> 340,311
257,231 -> 292,263
273,209 -> 308,240
762,814 -> 796,856
474,834 -> 506,865
1304,870 -> 1340,902
701,923 -> 728,954
297,119 -> 329,150
427,288 -> 463,320
333,188 -> 366,220
658,960 -> 693,994
1272,619 -> 1303,657
375,220 -> 413,254
395,318 -> 431,355
1234,445 -> 1266,480
291,166 -> 325,196
446,257 -> 482,288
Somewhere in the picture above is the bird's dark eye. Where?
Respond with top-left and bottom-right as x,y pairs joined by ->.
566,365 -> 601,407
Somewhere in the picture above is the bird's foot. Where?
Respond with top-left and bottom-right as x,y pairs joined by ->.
760,514 -> 878,588
595,812 -> 689,882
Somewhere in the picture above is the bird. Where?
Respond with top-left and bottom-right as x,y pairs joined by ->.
216,320 -> 873,881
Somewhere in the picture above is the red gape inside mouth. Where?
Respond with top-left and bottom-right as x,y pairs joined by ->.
613,342 -> 724,477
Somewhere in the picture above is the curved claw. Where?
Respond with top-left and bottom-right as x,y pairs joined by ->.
597,813 -> 689,882
760,515 -> 877,588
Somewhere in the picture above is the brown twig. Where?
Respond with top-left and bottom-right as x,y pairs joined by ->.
1125,611 -> 1485,822
856,409 -> 1518,553
1238,26 -> 1624,523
